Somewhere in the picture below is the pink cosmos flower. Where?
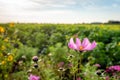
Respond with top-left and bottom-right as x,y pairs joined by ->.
106,65 -> 120,73
68,38 -> 97,51
68,62 -> 73,68
29,74 -> 40,80
105,76 -> 109,80
57,62 -> 64,68
94,64 -> 101,68
76,77 -> 82,80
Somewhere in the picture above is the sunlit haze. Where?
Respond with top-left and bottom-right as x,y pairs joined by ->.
0,0 -> 120,23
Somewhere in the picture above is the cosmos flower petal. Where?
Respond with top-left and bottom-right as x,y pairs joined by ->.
81,38 -> 90,47
83,43 -> 91,50
87,41 -> 97,50
76,38 -> 81,50
68,38 -> 77,50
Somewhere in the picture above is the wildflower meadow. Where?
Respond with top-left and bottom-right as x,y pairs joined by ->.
0,23 -> 120,80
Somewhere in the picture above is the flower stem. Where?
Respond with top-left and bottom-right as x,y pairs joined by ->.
78,52 -> 83,74
60,72 -> 63,80
78,59 -> 81,73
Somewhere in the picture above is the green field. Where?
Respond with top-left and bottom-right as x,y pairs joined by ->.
0,23 -> 120,80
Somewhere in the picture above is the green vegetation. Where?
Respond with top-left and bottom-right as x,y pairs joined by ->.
0,23 -> 120,80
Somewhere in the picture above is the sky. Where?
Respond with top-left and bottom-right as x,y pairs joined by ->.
0,0 -> 120,23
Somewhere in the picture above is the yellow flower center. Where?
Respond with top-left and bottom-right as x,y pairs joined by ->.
79,46 -> 84,50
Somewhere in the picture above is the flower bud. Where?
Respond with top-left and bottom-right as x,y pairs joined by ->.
34,64 -> 38,68
32,56 -> 38,62
21,55 -> 26,61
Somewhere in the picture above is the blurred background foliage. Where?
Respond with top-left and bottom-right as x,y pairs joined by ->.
0,23 -> 120,79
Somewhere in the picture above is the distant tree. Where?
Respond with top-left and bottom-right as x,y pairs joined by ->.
108,20 -> 120,24
91,22 -> 103,24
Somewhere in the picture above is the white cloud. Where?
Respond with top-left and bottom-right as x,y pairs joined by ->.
0,0 -> 120,23
30,0 -> 77,6
0,0 -> 105,11
27,0 -> 100,10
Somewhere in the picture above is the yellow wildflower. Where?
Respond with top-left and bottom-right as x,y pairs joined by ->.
4,37 -> 9,42
7,55 -> 13,61
0,53 -> 3,57
0,26 -> 5,33
9,22 -> 14,27
1,45 -> 6,50
118,42 -> 120,46
1,61 -> 6,65
4,74 -> 8,78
